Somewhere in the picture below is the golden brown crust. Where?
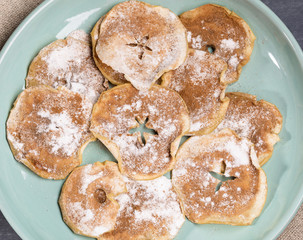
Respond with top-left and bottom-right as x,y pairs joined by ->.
216,92 -> 283,165
90,83 -> 190,180
96,0 -> 188,90
180,4 -> 256,84
162,48 -> 229,135
99,176 -> 185,240
172,129 -> 267,225
59,161 -> 126,238
6,86 -> 95,179
91,17 -> 128,85
26,30 -> 108,103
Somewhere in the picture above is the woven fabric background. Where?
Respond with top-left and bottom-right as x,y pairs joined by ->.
0,0 -> 302,239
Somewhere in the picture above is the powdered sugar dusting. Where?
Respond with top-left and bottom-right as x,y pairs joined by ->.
228,54 -> 240,69
79,164 -> 104,195
187,31 -> 203,49
220,38 -> 240,51
164,49 -> 227,133
188,131 -> 252,168
218,38 -> 243,83
7,131 -> 24,154
68,29 -> 91,43
43,40 -> 83,72
216,93 -> 282,158
70,202 -> 106,235
67,201 -> 111,237
6,87 -> 93,178
218,39 -> 241,73
105,176 -> 184,238
221,138 -> 250,167
217,114 -> 253,138
27,30 -> 107,103
37,109 -> 83,156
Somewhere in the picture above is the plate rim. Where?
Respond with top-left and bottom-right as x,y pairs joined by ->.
0,0 -> 303,239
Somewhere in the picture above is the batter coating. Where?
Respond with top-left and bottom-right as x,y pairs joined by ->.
96,0 -> 188,90
216,92 -> 283,165
99,176 -> 185,240
172,129 -> 267,225
90,84 -> 190,180
180,4 -> 255,84
59,161 -> 126,238
6,86 -> 94,179
26,30 -> 108,103
162,49 -> 229,135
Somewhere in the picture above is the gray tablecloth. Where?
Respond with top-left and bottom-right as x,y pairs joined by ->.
0,0 -> 302,239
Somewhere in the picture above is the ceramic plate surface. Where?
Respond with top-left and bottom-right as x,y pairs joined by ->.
0,0 -> 303,239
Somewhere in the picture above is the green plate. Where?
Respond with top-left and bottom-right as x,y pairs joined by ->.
0,0 -> 302,239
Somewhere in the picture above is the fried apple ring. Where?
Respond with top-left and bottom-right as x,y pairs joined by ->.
180,4 -> 255,84
90,83 -> 190,180
216,92 -> 283,165
95,0 -> 188,90
26,30 -> 108,103
6,86 -> 94,179
162,48 -> 229,135
59,161 -> 126,238
172,129 -> 267,225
